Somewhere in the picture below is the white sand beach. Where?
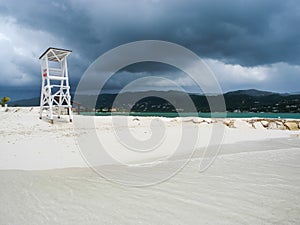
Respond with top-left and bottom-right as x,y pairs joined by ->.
0,107 -> 300,224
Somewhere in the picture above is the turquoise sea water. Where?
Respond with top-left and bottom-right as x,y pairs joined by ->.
81,112 -> 300,119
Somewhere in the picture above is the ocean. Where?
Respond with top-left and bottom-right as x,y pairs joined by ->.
82,112 -> 300,119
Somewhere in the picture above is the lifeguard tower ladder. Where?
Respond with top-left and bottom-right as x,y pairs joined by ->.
39,47 -> 73,124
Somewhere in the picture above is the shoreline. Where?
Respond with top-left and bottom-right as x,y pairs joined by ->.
83,111 -> 300,119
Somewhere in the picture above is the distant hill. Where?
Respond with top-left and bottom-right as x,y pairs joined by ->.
225,89 -> 274,97
9,89 -> 300,113
10,97 -> 40,106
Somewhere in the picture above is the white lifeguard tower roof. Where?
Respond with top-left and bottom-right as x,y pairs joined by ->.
39,47 -> 72,62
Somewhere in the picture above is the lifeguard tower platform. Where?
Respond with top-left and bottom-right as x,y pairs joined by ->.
39,47 -> 73,124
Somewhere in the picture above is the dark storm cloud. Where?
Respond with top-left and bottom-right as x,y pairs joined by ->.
0,0 -> 299,99
1,0 -> 299,66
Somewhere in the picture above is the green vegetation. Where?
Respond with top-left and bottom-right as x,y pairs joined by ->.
8,89 -> 300,113
1,96 -> 10,107
87,90 -> 300,113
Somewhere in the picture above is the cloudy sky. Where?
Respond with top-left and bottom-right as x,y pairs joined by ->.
0,0 -> 299,100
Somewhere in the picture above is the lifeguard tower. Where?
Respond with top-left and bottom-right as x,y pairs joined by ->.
39,47 -> 73,124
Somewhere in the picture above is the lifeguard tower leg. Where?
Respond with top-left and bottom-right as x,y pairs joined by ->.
47,83 -> 54,124
68,106 -> 73,122
57,78 -> 64,119
39,105 -> 43,119
39,78 -> 45,119
49,97 -> 54,124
